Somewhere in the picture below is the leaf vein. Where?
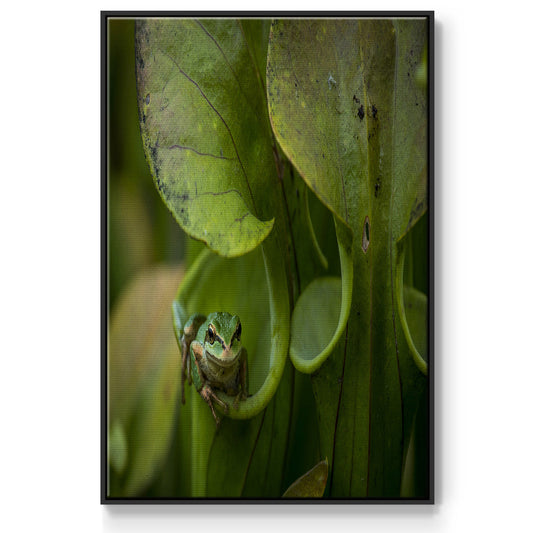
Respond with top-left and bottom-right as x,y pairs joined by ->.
197,20 -> 262,122
160,49 -> 257,214
168,143 -> 232,160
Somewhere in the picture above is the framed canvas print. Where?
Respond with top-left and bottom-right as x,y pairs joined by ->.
102,11 -> 434,503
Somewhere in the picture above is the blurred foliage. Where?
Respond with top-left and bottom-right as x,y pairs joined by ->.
108,265 -> 183,496
108,20 -> 185,310
106,18 -> 430,500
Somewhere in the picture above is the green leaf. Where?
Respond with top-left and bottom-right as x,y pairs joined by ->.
267,19 -> 428,497
172,241 -> 290,496
173,244 -> 289,420
205,414 -> 265,497
267,19 -> 427,238
135,18 -> 297,499
108,266 -> 183,496
135,19 -> 279,257
282,458 -> 329,498
207,361 -> 293,497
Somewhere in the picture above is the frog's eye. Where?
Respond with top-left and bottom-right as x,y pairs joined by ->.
232,322 -> 241,343
207,325 -> 216,343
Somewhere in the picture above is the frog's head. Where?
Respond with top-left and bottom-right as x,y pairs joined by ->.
204,313 -> 242,367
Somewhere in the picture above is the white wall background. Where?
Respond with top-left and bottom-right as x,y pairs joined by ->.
1,1 -> 532,531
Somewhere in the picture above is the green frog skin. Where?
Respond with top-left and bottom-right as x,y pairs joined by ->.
180,312 -> 248,425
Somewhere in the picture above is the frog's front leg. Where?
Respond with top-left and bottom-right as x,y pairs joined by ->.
199,385 -> 228,427
191,340 -> 228,426
180,313 -> 206,404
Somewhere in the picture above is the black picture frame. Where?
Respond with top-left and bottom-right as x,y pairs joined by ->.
101,10 -> 434,504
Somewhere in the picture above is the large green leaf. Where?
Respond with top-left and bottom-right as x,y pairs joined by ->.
268,19 -> 427,238
135,19 -> 280,257
267,19 -> 428,497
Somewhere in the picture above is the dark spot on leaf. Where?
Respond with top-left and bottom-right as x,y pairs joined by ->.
353,94 -> 360,104
362,216 -> 370,253
322,153 -> 325,159
374,178 -> 381,197
155,175 -> 168,198
371,105 -> 378,118
145,93 -> 150,105
357,105 -> 365,120
142,113 -> 146,124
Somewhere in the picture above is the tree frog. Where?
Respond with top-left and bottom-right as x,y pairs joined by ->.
179,312 -> 248,425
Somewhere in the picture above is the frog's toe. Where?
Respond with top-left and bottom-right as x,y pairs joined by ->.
205,386 -> 228,414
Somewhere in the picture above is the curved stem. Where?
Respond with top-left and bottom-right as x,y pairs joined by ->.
395,244 -> 427,376
173,235 -> 290,420
304,186 -> 328,269
289,218 -> 353,374
221,232 -> 290,418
